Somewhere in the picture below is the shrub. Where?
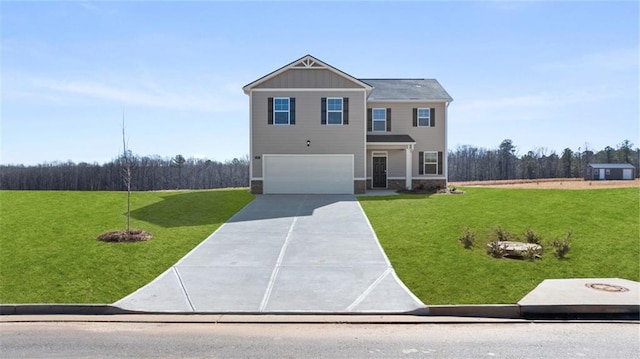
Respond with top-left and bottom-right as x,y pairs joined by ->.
494,226 -> 513,242
524,228 -> 542,244
487,240 -> 505,258
551,231 -> 572,259
458,227 -> 476,249
521,245 -> 541,261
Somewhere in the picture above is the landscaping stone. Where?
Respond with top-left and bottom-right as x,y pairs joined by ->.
486,241 -> 542,258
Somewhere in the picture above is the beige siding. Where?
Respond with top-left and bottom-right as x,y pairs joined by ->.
251,90 -> 366,178
366,149 -> 406,178
367,102 -> 447,177
255,69 -> 363,89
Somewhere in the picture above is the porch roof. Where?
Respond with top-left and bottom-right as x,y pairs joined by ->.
366,134 -> 415,144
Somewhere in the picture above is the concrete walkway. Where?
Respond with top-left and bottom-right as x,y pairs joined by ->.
114,195 -> 425,314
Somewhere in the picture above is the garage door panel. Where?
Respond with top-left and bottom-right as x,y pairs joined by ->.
264,155 -> 353,194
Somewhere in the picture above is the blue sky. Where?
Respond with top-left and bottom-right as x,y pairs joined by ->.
2,1 -> 638,165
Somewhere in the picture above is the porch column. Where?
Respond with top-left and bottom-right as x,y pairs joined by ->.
405,146 -> 413,190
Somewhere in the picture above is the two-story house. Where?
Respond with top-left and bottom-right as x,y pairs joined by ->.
243,55 -> 452,195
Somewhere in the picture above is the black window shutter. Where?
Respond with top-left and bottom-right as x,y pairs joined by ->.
268,97 -> 273,125
290,98 -> 296,125
437,151 -> 443,175
321,97 -> 327,125
343,97 -> 349,125
419,152 -> 424,175
367,108 -> 372,131
430,108 -> 436,127
413,108 -> 417,127
386,108 -> 391,132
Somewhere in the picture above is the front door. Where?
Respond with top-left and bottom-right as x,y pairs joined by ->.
372,156 -> 387,188
599,169 -> 605,180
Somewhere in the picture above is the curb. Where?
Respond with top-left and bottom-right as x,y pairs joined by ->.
2,304 -> 638,320
0,305 -> 128,316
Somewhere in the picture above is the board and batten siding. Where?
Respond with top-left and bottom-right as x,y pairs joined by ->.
251,90 -> 366,179
366,101 -> 447,178
254,69 -> 363,89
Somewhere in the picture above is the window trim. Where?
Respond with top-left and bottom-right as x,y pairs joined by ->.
326,97 -> 343,125
273,97 -> 290,125
417,108 -> 430,127
423,151 -> 438,175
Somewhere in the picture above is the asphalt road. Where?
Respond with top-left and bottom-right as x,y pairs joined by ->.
1,321 -> 638,358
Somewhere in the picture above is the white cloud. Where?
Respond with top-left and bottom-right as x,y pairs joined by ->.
454,86 -> 616,117
533,47 -> 639,73
5,74 -> 245,113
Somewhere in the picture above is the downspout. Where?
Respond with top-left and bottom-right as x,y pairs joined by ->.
248,90 -> 253,192
445,101 -> 450,189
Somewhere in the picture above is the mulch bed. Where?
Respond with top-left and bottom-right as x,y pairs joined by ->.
97,229 -> 153,243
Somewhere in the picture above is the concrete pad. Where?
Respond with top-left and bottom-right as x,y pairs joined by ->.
178,233 -> 285,267
350,272 -> 426,313
519,278 -> 640,314
177,266 -> 271,312
220,217 -> 294,233
113,195 -> 426,314
283,232 -> 389,265
262,265 -> 392,312
114,269 -> 192,312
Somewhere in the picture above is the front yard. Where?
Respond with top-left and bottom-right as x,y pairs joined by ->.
359,187 -> 639,304
2,186 -> 638,305
0,189 -> 253,303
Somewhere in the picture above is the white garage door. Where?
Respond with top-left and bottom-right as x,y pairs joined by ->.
263,155 -> 354,194
623,169 -> 633,180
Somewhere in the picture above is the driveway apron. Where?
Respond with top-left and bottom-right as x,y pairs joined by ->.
114,195 -> 426,313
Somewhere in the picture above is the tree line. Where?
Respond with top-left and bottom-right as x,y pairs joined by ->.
0,154 -> 250,191
448,139 -> 639,181
1,140 -> 637,190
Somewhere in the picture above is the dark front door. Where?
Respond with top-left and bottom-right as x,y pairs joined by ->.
372,157 -> 387,188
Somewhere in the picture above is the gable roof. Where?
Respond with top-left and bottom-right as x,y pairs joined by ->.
242,54 -> 373,94
361,79 -> 453,102
587,163 -> 636,169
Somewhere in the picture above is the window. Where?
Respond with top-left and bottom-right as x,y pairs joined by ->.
417,108 -> 430,127
423,151 -> 438,175
273,97 -> 290,125
327,98 -> 343,124
605,169 -> 611,175
413,108 -> 434,127
372,108 -> 386,132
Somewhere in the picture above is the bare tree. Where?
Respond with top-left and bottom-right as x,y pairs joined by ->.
122,114 -> 132,236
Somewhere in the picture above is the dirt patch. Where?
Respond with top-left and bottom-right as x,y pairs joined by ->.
97,229 -> 153,242
451,178 -> 640,190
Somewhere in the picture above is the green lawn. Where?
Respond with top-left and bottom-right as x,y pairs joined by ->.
0,189 -> 253,303
359,187 -> 640,304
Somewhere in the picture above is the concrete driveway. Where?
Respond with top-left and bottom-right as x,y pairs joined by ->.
114,195 -> 426,313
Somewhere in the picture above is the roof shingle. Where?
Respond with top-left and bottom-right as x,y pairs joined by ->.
361,79 -> 453,102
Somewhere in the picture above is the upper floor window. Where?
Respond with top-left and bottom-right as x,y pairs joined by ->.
268,97 -> 295,125
274,97 -> 290,125
321,97 -> 349,125
372,108 -> 386,132
417,108 -> 430,127
413,107 -> 434,127
327,98 -> 343,124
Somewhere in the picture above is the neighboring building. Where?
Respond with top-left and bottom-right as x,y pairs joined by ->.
243,55 -> 453,194
585,163 -> 636,180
